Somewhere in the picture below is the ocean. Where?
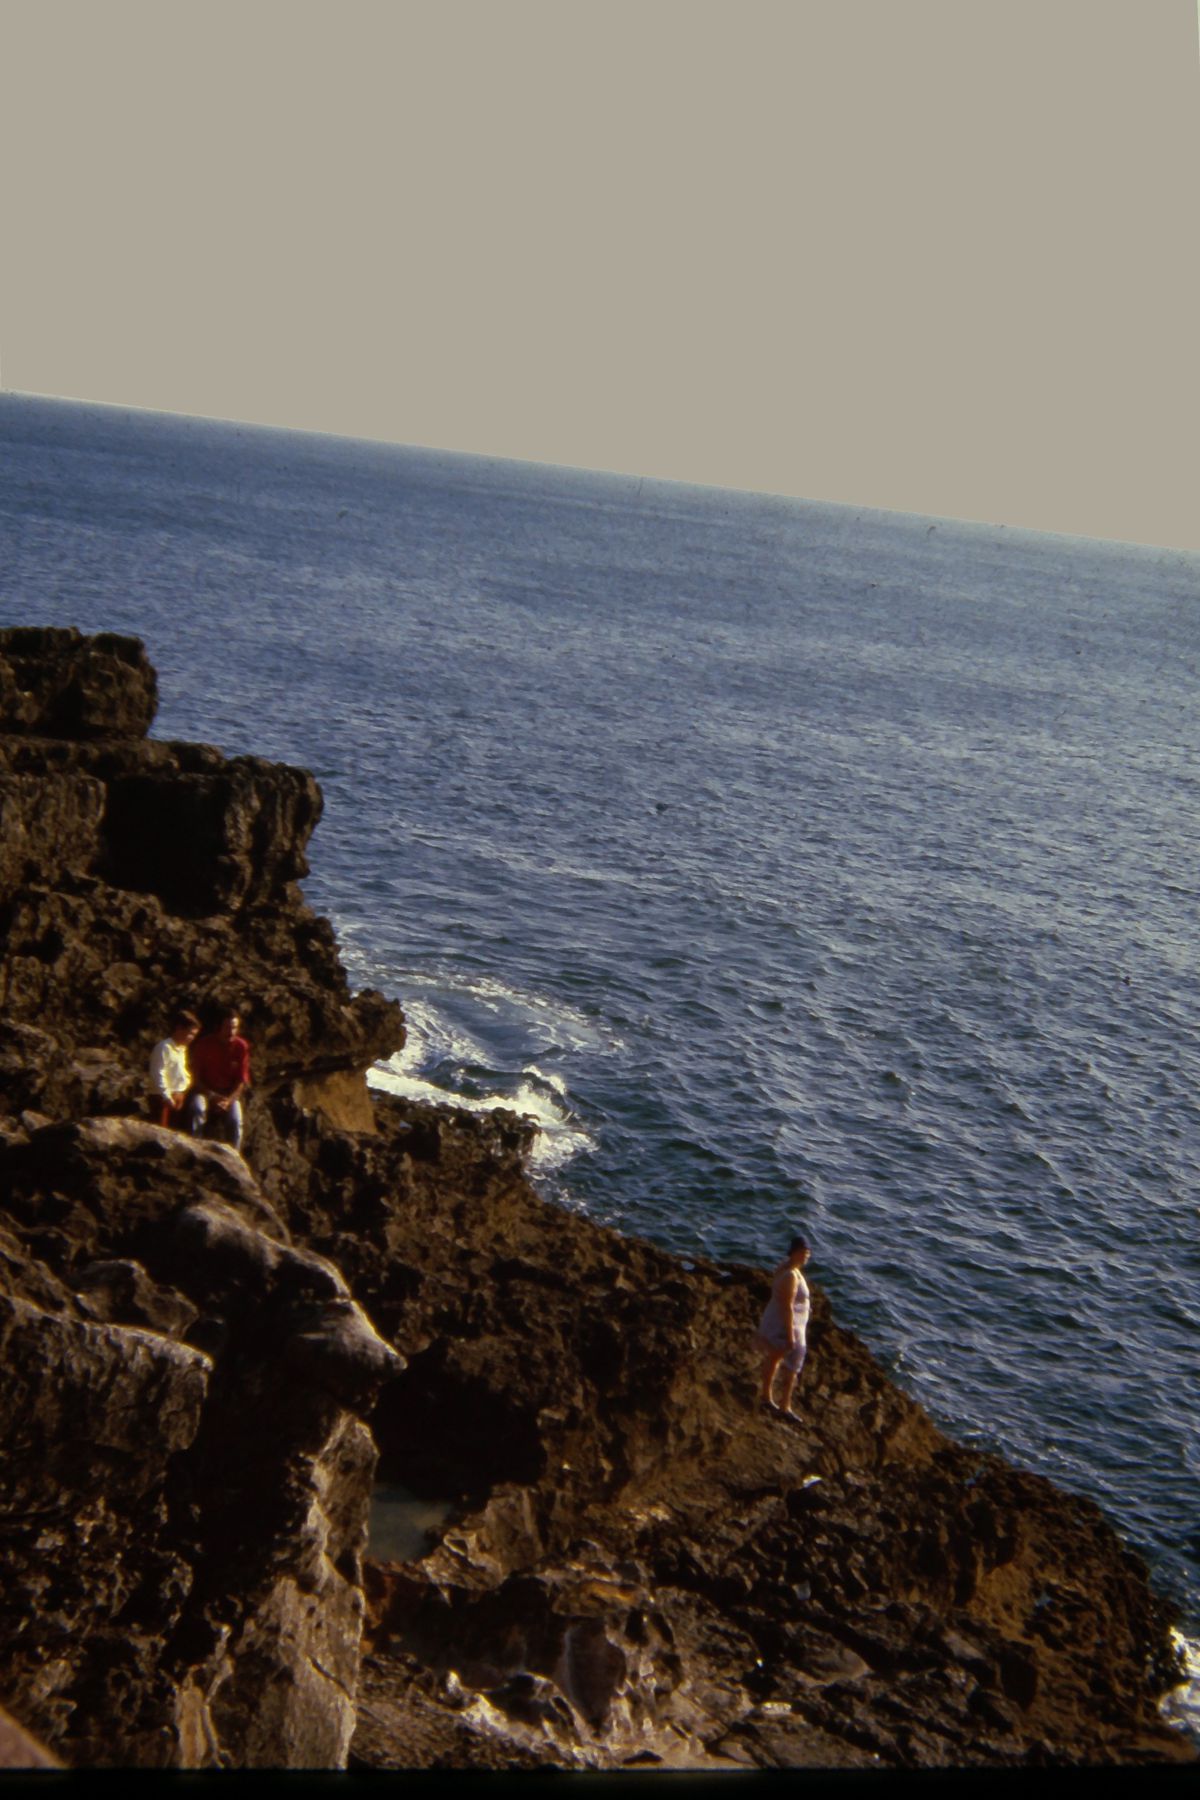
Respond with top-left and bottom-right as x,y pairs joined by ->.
2,393 -> 1197,1683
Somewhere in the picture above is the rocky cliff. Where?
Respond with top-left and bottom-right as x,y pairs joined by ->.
0,626 -> 1191,1769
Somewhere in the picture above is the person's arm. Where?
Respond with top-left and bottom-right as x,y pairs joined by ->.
215,1043 -> 249,1110
149,1041 -> 172,1099
778,1268 -> 799,1347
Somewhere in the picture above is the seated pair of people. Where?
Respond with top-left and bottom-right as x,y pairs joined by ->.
149,1009 -> 251,1152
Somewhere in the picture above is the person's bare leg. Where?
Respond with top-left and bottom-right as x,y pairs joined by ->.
778,1368 -> 799,1415
759,1349 -> 783,1406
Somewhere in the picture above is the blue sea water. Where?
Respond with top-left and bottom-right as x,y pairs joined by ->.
2,393 -> 1198,1656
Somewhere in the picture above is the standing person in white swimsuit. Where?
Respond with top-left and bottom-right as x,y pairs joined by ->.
755,1235 -> 812,1417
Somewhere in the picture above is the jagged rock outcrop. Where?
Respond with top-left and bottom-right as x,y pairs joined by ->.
0,626 -> 156,740
0,627 -> 404,1767
0,629 -> 1192,1770
0,625 -> 401,1125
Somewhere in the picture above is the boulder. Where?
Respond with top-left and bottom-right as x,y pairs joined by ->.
0,1114 -> 403,1768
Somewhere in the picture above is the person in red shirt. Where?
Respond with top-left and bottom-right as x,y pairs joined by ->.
190,1008 -> 252,1152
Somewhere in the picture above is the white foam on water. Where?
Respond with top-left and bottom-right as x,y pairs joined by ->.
434,969 -> 625,1053
367,1059 -> 456,1107
511,1075 -> 596,1173
527,1063 -> 569,1097
341,958 -> 611,1178
336,943 -> 626,1057
1161,1630 -> 1200,1745
368,1055 -> 594,1176
391,996 -> 492,1076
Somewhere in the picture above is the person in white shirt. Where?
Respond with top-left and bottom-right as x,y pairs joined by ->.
148,1011 -> 200,1129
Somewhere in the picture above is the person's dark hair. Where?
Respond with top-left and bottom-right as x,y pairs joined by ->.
171,1010 -> 200,1034
788,1234 -> 810,1257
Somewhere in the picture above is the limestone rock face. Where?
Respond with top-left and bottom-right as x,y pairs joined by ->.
0,629 -> 1192,1772
101,749 -> 323,916
0,765 -> 107,897
0,735 -> 402,1123
0,626 -> 157,739
256,1093 -> 1193,1771
0,1116 -> 403,1768
0,630 -> 404,1767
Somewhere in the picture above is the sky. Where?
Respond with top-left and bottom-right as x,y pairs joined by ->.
2,0 -> 1199,551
